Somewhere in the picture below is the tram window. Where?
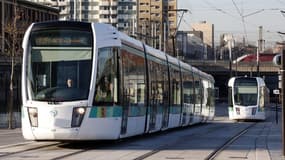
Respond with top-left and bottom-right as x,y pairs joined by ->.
207,87 -> 213,107
182,72 -> 194,104
259,87 -> 265,107
93,47 -> 119,105
170,65 -> 181,106
194,78 -> 201,104
149,61 -> 163,105
207,85 -> 214,107
228,87 -> 233,107
200,81 -> 204,104
120,46 -> 146,106
147,55 -> 169,107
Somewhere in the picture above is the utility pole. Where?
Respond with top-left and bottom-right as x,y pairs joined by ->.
79,0 -> 82,21
168,9 -> 188,57
257,26 -> 264,77
1,0 -> 5,53
163,22 -> 166,53
280,48 -> 285,156
154,23 -> 157,49
229,42 -> 233,77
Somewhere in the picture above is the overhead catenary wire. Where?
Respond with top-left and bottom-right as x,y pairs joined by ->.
201,0 -> 241,20
182,0 -> 285,46
232,0 -> 249,44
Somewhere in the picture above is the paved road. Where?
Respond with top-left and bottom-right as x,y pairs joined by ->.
0,103 -> 283,160
0,128 -> 27,146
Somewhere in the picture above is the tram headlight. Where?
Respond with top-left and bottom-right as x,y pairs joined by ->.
28,107 -> 38,127
71,107 -> 86,128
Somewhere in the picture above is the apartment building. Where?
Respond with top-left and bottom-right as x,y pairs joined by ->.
30,0 -> 137,33
117,0 -> 137,34
137,0 -> 177,53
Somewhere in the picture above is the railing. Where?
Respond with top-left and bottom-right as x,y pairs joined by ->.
184,60 -> 279,73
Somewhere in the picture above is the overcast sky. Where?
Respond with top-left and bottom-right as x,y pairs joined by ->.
178,0 -> 285,46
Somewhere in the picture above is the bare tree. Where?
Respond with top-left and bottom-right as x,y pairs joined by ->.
1,0 -> 26,129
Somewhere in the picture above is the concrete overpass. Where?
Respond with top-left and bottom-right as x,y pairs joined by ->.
186,60 -> 279,101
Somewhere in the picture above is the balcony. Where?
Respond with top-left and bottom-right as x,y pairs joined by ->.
110,10 -> 117,15
48,1 -> 67,7
99,1 -> 109,6
99,10 -> 110,15
110,1 -> 117,6
99,18 -> 110,23
110,19 -> 117,23
99,0 -> 117,6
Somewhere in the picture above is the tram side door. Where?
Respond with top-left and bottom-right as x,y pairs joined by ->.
149,82 -> 158,131
121,88 -> 130,135
120,50 -> 130,135
161,81 -> 169,129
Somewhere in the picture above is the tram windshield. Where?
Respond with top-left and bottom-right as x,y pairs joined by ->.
234,78 -> 258,106
27,29 -> 93,101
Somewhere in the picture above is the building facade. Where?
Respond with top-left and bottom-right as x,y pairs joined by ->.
117,0 -> 137,34
176,31 -> 206,60
192,21 -> 214,59
0,0 -> 59,117
24,0 -> 178,54
137,0 -> 177,54
30,0 -> 137,34
1,0 -> 59,55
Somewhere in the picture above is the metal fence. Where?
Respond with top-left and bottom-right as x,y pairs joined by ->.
0,64 -> 22,128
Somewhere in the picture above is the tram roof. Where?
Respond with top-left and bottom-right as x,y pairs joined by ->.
117,31 -> 144,51
228,76 -> 266,87
167,55 -> 179,66
93,23 -> 214,83
180,61 -> 192,72
93,23 -> 121,48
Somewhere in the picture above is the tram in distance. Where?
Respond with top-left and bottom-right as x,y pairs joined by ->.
228,77 -> 269,121
21,21 -> 215,140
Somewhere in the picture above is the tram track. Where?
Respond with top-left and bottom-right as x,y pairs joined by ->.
131,122 -> 250,160
0,141 -> 64,158
205,111 -> 276,160
27,122 -> 249,160
0,121 -> 258,160
204,122 -> 257,160
50,148 -> 91,160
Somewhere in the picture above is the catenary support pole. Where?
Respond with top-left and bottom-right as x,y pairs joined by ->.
280,49 -> 285,156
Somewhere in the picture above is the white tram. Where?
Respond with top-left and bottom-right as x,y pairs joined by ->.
21,21 -> 215,140
228,77 -> 269,121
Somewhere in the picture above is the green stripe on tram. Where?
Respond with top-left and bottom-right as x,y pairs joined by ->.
89,106 -> 122,118
170,106 -> 182,114
89,105 -> 184,118
89,105 -> 146,118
